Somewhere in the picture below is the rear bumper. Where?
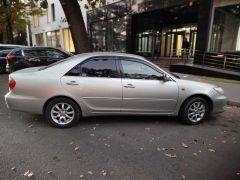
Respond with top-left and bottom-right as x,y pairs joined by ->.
5,92 -> 43,114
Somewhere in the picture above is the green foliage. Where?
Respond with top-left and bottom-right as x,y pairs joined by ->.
0,0 -> 47,43
82,0 -> 106,10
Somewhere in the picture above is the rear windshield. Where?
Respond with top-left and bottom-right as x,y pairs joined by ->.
38,58 -> 71,71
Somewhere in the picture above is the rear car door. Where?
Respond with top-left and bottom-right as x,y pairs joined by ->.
61,57 -> 122,114
120,58 -> 179,113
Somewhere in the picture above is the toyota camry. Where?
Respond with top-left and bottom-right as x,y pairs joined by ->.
5,52 -> 226,128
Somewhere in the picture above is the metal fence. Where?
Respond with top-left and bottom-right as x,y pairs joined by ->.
194,51 -> 240,72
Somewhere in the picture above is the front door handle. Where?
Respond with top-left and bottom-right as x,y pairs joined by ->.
66,81 -> 79,86
124,84 -> 135,88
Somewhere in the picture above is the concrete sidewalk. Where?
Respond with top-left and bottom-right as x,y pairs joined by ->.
175,73 -> 240,107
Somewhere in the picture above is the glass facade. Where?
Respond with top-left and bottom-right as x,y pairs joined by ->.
35,33 -> 44,46
135,26 -> 197,57
46,30 -> 61,48
210,3 -> 240,52
88,0 -> 199,56
91,16 -> 127,52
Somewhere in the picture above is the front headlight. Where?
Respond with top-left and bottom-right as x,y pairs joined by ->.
213,87 -> 224,95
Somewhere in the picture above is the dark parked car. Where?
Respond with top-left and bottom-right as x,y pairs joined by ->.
0,49 -> 13,73
6,47 -> 73,72
0,44 -> 26,51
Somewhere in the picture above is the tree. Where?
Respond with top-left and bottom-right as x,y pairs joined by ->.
0,0 -> 47,44
59,0 -> 106,53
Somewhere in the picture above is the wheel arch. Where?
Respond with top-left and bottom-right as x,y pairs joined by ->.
179,94 -> 213,115
43,95 -> 82,115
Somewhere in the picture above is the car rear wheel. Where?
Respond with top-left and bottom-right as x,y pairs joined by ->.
45,98 -> 80,128
180,97 -> 209,125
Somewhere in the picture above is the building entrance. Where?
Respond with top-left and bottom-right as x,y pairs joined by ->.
133,2 -> 199,58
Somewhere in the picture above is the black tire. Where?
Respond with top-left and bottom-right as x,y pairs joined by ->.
45,98 -> 80,128
179,97 -> 209,125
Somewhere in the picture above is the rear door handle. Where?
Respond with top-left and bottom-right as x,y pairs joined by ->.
66,81 -> 79,86
124,84 -> 135,88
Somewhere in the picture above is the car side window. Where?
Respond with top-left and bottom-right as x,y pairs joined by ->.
66,58 -> 119,78
24,50 -> 38,57
81,58 -> 119,78
121,60 -> 163,80
46,49 -> 67,59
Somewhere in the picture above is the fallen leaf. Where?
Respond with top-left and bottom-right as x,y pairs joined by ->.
209,149 -> 215,152
24,170 -> 34,178
164,153 -> 177,158
101,170 -> 107,176
222,140 -> 227,144
193,153 -> 198,156
74,147 -> 79,151
181,142 -> 189,148
88,171 -> 93,175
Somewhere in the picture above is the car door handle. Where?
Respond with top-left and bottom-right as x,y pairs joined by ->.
124,84 -> 135,88
66,81 -> 79,86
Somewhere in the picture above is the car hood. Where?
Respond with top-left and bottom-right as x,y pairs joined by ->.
176,78 -> 217,89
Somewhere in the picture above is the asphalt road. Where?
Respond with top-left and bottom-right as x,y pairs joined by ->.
0,74 -> 240,180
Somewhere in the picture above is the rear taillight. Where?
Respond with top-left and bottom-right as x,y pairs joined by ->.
9,79 -> 16,90
6,54 -> 15,61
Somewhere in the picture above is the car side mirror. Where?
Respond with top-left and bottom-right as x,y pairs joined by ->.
163,73 -> 171,82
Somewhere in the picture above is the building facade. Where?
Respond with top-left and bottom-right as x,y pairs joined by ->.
30,0 -> 89,53
87,0 -> 240,58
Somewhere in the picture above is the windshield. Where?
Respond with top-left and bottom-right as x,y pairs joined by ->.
38,57 -> 71,71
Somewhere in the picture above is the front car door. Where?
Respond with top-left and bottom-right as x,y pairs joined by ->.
61,57 -> 122,115
119,58 -> 179,114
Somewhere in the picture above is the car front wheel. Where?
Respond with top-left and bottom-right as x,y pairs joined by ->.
45,98 -> 80,128
180,97 -> 209,125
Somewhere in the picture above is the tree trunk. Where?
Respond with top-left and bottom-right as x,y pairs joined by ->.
3,0 -> 14,44
59,0 -> 91,53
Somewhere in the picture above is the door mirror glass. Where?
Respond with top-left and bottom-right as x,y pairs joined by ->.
163,74 -> 172,82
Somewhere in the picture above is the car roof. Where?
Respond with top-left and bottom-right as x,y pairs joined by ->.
73,52 -> 146,61
0,44 -> 27,47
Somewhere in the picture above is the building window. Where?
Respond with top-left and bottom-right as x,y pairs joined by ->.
91,16 -> 127,52
46,30 -> 61,48
51,3 -> 56,22
63,29 -> 75,52
33,15 -> 39,27
35,33 -> 44,46
210,3 -> 240,52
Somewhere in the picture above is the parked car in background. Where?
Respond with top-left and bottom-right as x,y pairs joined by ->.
0,44 -> 26,51
0,49 -> 12,73
6,47 -> 73,72
5,52 -> 226,128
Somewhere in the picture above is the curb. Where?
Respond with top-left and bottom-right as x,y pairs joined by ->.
227,101 -> 240,107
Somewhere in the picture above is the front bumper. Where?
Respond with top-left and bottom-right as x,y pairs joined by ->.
212,95 -> 227,114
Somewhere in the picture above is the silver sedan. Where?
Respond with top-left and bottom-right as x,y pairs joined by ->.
5,52 -> 226,128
